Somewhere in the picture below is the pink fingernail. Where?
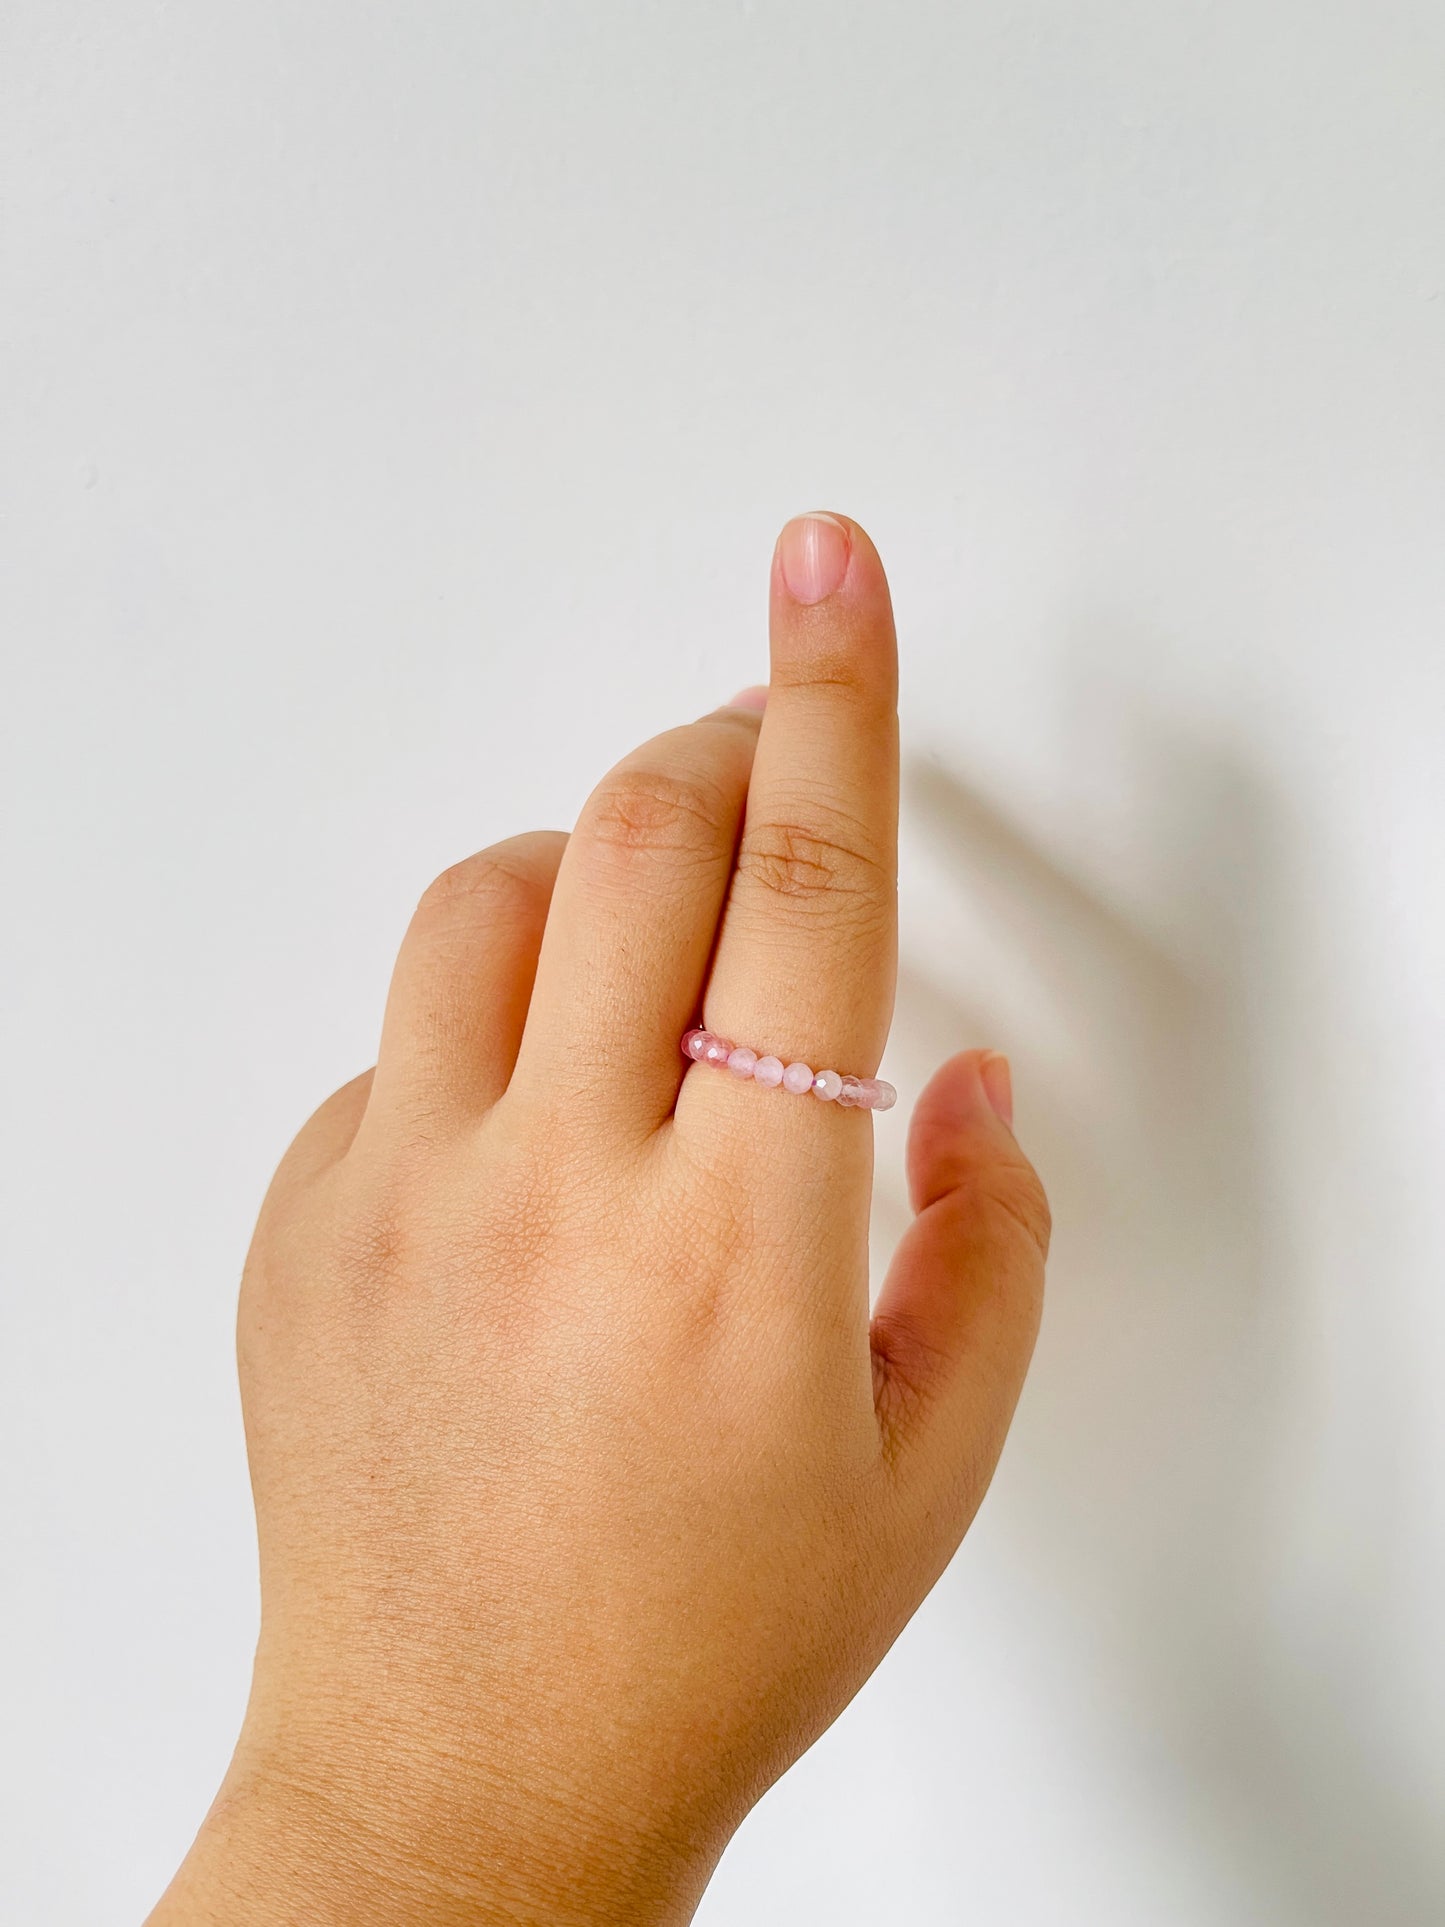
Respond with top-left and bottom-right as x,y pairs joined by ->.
979,1052 -> 1014,1127
727,685 -> 769,712
776,513 -> 851,605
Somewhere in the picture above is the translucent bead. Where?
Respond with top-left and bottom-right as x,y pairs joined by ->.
680,1030 -> 891,1111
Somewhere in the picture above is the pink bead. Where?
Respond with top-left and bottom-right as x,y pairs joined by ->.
683,1029 -> 893,1111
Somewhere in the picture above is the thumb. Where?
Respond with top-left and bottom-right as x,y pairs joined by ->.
871,1049 -> 1049,1519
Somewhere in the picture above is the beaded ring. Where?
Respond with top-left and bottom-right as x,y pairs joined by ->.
681,1028 -> 896,1111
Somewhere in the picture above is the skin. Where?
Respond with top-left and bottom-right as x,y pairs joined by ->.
147,513 -> 1050,1926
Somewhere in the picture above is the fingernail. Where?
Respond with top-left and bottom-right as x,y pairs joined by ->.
979,1052 -> 1013,1128
727,685 -> 769,712
776,512 -> 851,605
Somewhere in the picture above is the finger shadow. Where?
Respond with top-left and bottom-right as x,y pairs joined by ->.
879,679 -> 1440,1926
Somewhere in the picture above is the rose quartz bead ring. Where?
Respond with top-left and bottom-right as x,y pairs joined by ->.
681,1029 -> 896,1111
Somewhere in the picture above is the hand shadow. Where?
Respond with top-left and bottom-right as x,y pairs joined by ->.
881,695 -> 1440,1926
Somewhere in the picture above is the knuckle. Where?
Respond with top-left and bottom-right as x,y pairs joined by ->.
585,766 -> 724,861
772,635 -> 885,706
976,1161 -> 1052,1263
324,1144 -> 551,1314
416,846 -> 545,922
736,806 -> 892,919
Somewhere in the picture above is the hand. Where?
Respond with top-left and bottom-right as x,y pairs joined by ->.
149,514 -> 1050,1927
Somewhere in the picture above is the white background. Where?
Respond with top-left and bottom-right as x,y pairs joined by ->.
3,3 -> 1443,1921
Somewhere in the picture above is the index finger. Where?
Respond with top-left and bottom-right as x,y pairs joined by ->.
677,512 -> 899,1136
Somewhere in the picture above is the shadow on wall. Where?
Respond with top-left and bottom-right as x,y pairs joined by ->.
882,692 -> 1440,1927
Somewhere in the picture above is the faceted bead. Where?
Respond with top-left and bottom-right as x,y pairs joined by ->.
682,1028 -> 710,1061
782,1060 -> 814,1094
861,1078 -> 897,1111
753,1055 -> 784,1088
837,1076 -> 865,1107
727,1046 -> 758,1079
702,1035 -> 733,1069
812,1069 -> 843,1101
